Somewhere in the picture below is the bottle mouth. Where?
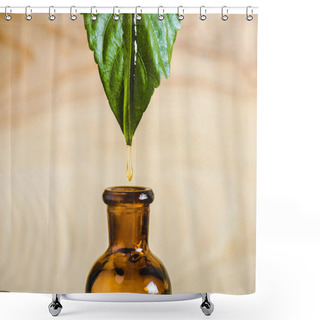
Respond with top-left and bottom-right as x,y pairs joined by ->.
103,186 -> 154,206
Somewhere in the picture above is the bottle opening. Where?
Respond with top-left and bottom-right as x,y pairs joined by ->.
103,186 -> 154,206
109,186 -> 148,193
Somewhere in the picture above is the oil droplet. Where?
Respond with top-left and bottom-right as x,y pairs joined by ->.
126,145 -> 133,181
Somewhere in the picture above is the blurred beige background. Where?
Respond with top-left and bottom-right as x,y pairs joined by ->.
0,14 -> 257,294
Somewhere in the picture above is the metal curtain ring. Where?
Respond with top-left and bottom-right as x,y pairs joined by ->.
90,6 -> 97,21
200,6 -> 207,21
49,6 -> 56,21
135,6 -> 142,21
158,6 -> 164,21
221,6 -> 228,21
25,6 -> 32,21
177,6 -> 184,21
246,6 -> 253,21
70,6 -> 77,21
5,6 -> 12,21
113,6 -> 120,21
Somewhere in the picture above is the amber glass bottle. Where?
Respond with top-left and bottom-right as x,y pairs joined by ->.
85,186 -> 172,294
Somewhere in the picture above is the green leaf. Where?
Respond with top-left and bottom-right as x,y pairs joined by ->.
83,14 -> 181,146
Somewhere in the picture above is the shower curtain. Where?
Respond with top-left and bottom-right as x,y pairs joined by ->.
0,12 -> 257,295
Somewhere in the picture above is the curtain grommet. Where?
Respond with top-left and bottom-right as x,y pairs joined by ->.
25,6 -> 32,21
177,6 -> 184,21
70,6 -> 77,21
90,7 -> 97,21
200,6 -> 207,21
5,6 -> 12,21
246,6 -> 253,21
221,6 -> 228,21
113,6 -> 120,21
49,6 -> 56,21
158,6 -> 164,21
135,6 -> 142,21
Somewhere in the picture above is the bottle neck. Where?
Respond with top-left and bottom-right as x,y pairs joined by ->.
107,204 -> 149,252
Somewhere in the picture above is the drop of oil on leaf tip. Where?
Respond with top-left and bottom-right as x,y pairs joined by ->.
126,145 -> 133,181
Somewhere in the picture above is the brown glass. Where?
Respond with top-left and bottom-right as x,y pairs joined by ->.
85,186 -> 172,294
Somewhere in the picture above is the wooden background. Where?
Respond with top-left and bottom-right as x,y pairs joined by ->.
0,14 -> 257,294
